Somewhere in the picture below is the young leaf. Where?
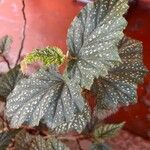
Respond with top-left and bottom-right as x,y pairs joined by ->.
21,47 -> 65,72
66,0 -> 129,89
15,130 -> 70,150
54,103 -> 91,134
0,35 -> 12,54
5,66 -> 85,129
93,123 -> 124,140
0,129 -> 19,150
90,143 -> 111,150
0,65 -> 24,100
91,36 -> 149,109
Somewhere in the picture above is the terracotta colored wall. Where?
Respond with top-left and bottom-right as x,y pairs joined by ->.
0,0 -> 83,72
0,0 -> 150,139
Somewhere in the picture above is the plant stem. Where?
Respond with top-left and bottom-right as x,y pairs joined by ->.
0,113 -> 10,130
76,139 -> 83,150
53,134 -> 93,142
2,56 -> 11,70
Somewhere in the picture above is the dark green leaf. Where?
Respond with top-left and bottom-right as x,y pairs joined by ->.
0,129 -> 19,150
6,66 -> 85,129
90,143 -> 111,150
15,130 -> 70,150
93,123 -> 124,140
0,65 -> 24,100
0,35 -> 12,54
66,0 -> 129,89
54,103 -> 91,134
91,36 -> 148,109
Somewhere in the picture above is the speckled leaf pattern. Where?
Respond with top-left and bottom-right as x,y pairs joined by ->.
15,130 -> 33,150
0,65 -> 24,100
0,35 -> 12,54
90,143 -> 111,150
93,123 -> 124,140
31,136 -> 70,150
91,36 -> 148,109
15,130 -> 70,150
54,103 -> 91,134
66,0 -> 129,89
0,129 -> 19,150
5,66 -> 85,129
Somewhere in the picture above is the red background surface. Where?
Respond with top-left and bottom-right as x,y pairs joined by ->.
0,0 -> 150,140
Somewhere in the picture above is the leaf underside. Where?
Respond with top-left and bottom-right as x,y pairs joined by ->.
0,66 -> 24,100
54,103 -> 91,134
66,0 -> 129,89
15,130 -> 69,150
91,36 -> 148,109
6,66 -> 85,129
0,35 -> 12,54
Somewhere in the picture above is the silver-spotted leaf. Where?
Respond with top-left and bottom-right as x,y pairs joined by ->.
66,0 -> 129,89
31,136 -> 70,150
6,66 -> 85,129
0,129 -> 19,150
90,143 -> 111,150
93,123 -> 124,140
15,130 -> 70,150
0,35 -> 12,54
92,36 -> 148,109
54,103 -> 91,134
0,65 -> 24,100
